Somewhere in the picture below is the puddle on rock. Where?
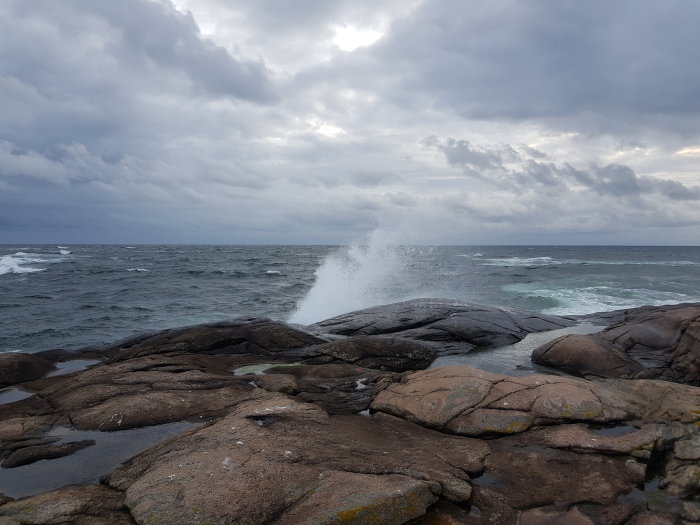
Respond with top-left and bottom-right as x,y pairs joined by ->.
430,322 -> 603,376
0,421 -> 200,499
46,359 -> 101,377
0,388 -> 34,405
233,362 -> 299,375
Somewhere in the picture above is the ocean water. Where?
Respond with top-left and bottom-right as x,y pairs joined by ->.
1,241 -> 699,354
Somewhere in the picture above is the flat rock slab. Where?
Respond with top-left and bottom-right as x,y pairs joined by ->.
0,484 -> 134,525
533,304 -> 700,384
372,366 -> 700,436
311,299 -> 574,353
104,392 -> 489,525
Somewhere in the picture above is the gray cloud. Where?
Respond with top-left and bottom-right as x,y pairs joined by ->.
337,0 -> 700,137
0,0 -> 698,244
426,136 -> 700,202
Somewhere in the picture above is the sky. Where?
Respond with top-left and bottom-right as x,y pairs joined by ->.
1,0 -> 699,245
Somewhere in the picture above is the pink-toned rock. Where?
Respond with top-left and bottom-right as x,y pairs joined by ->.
0,485 -> 133,524
104,392 -> 489,525
372,366 -> 637,436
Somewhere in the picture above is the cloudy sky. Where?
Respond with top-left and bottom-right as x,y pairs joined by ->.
1,0 -> 699,245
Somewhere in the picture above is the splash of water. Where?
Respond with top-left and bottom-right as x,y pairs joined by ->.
289,231 -> 415,325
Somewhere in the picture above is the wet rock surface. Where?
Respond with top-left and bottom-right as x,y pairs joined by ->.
311,299 -> 575,353
0,301 -> 698,524
0,354 -> 55,388
534,303 -> 700,385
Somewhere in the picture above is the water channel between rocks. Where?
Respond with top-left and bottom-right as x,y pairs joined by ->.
430,322 -> 604,376
0,421 -> 200,498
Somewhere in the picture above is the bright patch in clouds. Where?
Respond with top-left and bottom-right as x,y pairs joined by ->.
333,25 -> 383,51
676,146 -> 700,156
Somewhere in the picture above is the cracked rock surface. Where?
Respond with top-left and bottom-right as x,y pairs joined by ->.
103,393 -> 489,525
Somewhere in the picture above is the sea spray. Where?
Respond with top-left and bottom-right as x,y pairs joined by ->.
289,231 -> 418,324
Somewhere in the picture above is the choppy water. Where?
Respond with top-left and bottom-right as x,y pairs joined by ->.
1,240 -> 699,353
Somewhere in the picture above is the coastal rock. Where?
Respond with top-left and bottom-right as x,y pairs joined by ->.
469,434 -> 646,522
371,366 -> 632,435
0,484 -> 133,524
30,354 -> 266,431
372,366 -> 700,436
1,439 -> 95,468
107,317 -> 326,360
533,304 -> 700,384
261,363 -> 397,414
303,335 -> 437,371
312,299 -> 575,353
103,393 -> 489,525
0,354 -> 55,387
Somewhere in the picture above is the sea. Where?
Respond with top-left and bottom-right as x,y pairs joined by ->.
1,241 -> 700,355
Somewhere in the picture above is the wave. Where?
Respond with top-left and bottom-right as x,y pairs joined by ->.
59,249 -> 71,255
0,254 -> 47,275
289,231 -> 419,324
503,282 -> 698,316
126,268 -> 150,272
481,256 -> 698,267
265,270 -> 283,275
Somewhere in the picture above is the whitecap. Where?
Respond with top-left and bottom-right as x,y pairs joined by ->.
0,254 -> 46,276
502,282 -> 697,316
59,249 -> 71,255
126,268 -> 150,272
481,256 -> 556,266
265,270 -> 282,275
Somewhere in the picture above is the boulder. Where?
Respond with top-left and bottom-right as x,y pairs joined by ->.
0,354 -> 55,387
533,304 -> 700,384
103,392 -> 489,525
311,299 -> 574,353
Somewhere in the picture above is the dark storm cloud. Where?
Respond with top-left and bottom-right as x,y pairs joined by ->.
362,0 -> 700,134
1,0 -> 698,244
75,0 -> 277,102
2,0 -> 276,104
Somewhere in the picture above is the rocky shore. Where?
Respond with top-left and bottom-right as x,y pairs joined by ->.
0,299 -> 698,524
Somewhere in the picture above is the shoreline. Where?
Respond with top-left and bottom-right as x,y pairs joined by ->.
1,299 -> 699,523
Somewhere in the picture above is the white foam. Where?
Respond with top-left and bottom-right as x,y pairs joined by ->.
288,231 -> 412,325
503,282 -> 697,316
0,254 -> 46,275
481,256 -> 556,266
126,268 -> 150,272
482,256 -> 698,267
265,270 -> 282,275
